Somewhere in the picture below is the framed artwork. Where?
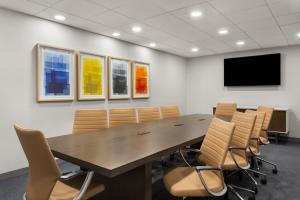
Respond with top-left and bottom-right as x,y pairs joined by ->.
108,57 -> 131,100
36,44 -> 75,102
132,61 -> 150,98
77,52 -> 106,101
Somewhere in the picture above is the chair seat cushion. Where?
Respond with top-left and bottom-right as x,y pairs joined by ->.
163,167 -> 224,197
50,174 -> 105,200
223,152 -> 248,170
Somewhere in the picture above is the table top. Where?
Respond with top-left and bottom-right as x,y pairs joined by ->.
48,114 -> 212,177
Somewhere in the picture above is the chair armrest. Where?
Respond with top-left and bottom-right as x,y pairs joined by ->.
228,146 -> 250,170
179,148 -> 201,167
60,170 -> 84,181
73,171 -> 94,200
195,165 -> 227,197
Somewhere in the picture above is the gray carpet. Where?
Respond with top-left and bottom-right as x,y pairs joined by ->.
1,142 -> 300,200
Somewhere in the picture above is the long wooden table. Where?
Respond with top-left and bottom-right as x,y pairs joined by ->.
48,114 -> 212,200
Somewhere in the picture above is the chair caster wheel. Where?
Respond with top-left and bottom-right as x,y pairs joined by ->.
261,177 -> 267,185
272,168 -> 278,174
248,195 -> 256,200
252,185 -> 258,194
254,172 -> 260,178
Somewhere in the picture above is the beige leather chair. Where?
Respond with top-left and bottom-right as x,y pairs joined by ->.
14,125 -> 105,200
163,118 -> 235,199
109,108 -> 137,128
222,111 -> 265,198
160,105 -> 180,119
137,107 -> 161,123
257,106 -> 274,145
245,110 -> 266,156
215,102 -> 237,122
256,106 -> 278,174
73,109 -> 108,134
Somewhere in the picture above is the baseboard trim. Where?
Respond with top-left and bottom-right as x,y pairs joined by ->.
288,137 -> 300,143
0,158 -> 64,181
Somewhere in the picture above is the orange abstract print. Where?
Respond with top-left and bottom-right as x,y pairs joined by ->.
135,65 -> 148,94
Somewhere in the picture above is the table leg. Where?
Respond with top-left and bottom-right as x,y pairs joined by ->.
94,163 -> 152,200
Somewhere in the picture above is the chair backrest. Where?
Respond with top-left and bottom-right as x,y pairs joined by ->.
199,118 -> 235,167
160,105 -> 180,119
137,107 -> 161,123
14,125 -> 61,200
245,110 -> 266,150
109,108 -> 137,127
73,109 -> 108,134
230,111 -> 256,158
257,106 -> 274,139
245,110 -> 266,139
215,102 -> 237,120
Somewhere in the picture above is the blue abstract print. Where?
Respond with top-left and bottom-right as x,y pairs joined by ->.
43,51 -> 70,96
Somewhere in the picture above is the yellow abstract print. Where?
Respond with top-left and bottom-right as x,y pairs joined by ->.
135,65 -> 148,94
82,57 -> 102,96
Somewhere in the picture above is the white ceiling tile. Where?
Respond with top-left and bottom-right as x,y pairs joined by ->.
281,22 -> 300,41
210,0 -> 266,13
115,1 -> 165,20
225,38 -> 260,51
256,36 -> 287,48
36,8 -> 87,27
150,0 -> 208,12
52,0 -> 107,19
145,13 -> 211,42
195,39 -> 234,53
89,10 -> 134,27
28,0 -> 62,7
238,18 -> 279,33
276,12 -> 300,26
88,0 -> 138,9
0,0 -> 46,14
268,0 -> 300,16
225,6 -> 273,24
75,20 -> 110,34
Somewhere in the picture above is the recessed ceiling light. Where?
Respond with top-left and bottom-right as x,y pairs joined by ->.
190,11 -> 202,18
236,40 -> 245,46
112,32 -> 120,37
297,32 -> 300,38
218,28 -> 229,35
132,26 -> 142,33
191,47 -> 199,52
54,15 -> 66,21
149,43 -> 156,47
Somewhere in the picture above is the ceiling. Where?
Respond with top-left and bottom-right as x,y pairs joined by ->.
1,0 -> 300,57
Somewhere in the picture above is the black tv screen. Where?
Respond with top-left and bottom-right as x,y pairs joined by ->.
224,53 -> 281,86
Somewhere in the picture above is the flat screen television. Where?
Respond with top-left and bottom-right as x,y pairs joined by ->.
224,53 -> 281,86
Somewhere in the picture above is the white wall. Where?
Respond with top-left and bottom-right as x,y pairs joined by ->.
0,8 -> 187,174
186,45 -> 300,138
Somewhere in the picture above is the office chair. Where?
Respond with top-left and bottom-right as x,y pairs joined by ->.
160,105 -> 180,119
256,106 -> 278,175
215,102 -> 237,121
109,108 -> 137,127
73,109 -> 108,134
137,107 -> 161,123
163,117 -> 235,199
14,124 -> 105,200
245,110 -> 265,167
222,111 -> 266,200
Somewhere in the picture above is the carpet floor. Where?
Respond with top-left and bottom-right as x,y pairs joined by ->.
1,141 -> 299,200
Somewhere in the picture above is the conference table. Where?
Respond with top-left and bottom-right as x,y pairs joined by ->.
48,114 -> 212,200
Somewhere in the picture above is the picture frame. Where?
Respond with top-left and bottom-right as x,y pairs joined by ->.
132,61 -> 150,99
108,57 -> 131,100
77,51 -> 106,101
36,44 -> 75,102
